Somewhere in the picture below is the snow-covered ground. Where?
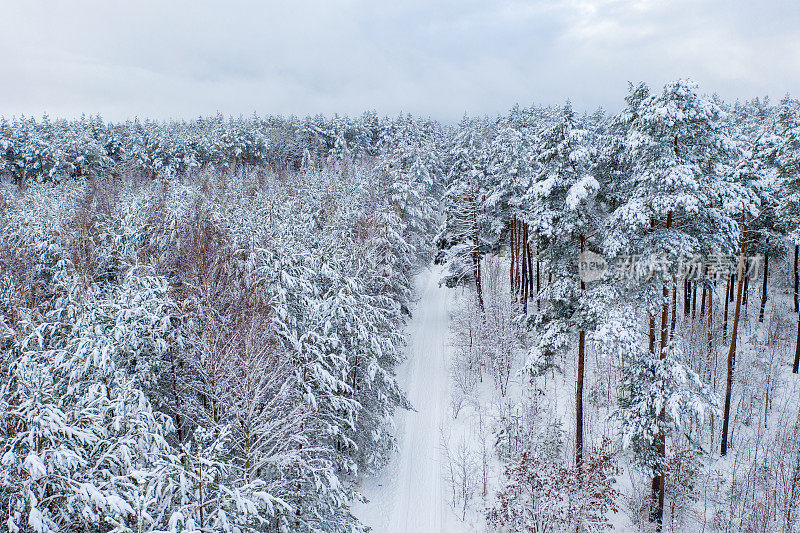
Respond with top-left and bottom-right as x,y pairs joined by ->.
354,266 -> 464,533
354,260 -> 800,533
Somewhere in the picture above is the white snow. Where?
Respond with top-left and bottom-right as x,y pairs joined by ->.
354,265 -> 454,533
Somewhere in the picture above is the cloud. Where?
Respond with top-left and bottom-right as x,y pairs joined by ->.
0,0 -> 797,121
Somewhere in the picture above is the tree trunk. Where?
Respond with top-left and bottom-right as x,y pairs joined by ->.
692,281 -> 697,318
648,306 -> 656,518
576,234 -> 586,468
522,223 -> 529,314
759,250 -> 768,323
517,223 -> 522,296
794,310 -> 800,374
510,219 -> 516,299
743,271 -> 750,309
536,245 -> 541,311
472,196 -> 484,313
651,280 -> 669,526
721,224 -> 747,456
649,315 -> 655,357
700,280 -> 707,318
724,274 -> 731,339
526,232 -> 534,305
474,251 -> 484,313
684,278 -> 691,318
707,280 -> 713,356
795,244 -> 798,313
670,276 -> 677,336
651,211 -> 672,527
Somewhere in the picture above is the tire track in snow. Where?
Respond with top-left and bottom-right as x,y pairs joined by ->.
355,266 -> 451,532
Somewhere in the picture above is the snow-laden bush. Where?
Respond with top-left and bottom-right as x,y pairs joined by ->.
487,438 -> 619,533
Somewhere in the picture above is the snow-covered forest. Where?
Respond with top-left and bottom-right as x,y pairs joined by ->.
1,79 -> 800,533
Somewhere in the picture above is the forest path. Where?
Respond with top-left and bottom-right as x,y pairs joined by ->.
353,265 -> 453,532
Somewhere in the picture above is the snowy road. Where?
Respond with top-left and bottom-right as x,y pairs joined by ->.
354,266 -> 452,533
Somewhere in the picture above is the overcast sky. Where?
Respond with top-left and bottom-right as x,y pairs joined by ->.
1,0 -> 798,122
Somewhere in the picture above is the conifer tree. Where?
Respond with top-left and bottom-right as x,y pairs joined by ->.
522,102 -> 600,467
608,79 -> 741,526
438,118 -> 492,312
776,97 -> 800,373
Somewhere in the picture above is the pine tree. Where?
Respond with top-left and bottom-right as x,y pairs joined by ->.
522,102 -> 601,467
608,79 -> 741,526
776,97 -> 800,373
438,118 -> 492,312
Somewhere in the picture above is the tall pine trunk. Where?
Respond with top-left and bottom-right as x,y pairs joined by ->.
724,274 -> 731,338
794,311 -> 800,374
522,223 -> 529,314
474,251 -> 484,313
670,276 -> 677,336
721,224 -> 747,456
536,244 -> 541,311
707,280 -> 713,356
700,278 -> 707,317
648,308 -> 656,518
526,231 -> 534,305
684,279 -> 691,318
651,211 -> 672,528
471,191 -> 484,313
759,249 -> 768,323
510,218 -> 516,300
743,271 -> 750,309
795,244 -> 799,313
576,234 -> 586,468
649,316 -> 655,356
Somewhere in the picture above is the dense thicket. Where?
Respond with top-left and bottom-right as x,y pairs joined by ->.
0,112 -> 445,185
0,113 -> 443,532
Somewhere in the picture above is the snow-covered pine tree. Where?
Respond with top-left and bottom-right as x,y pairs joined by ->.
717,98 -> 768,457
486,108 -> 536,307
729,98 -> 783,324
607,79 -> 741,525
380,114 -> 442,264
776,96 -> 800,373
438,117 -> 492,312
522,102 -> 601,468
